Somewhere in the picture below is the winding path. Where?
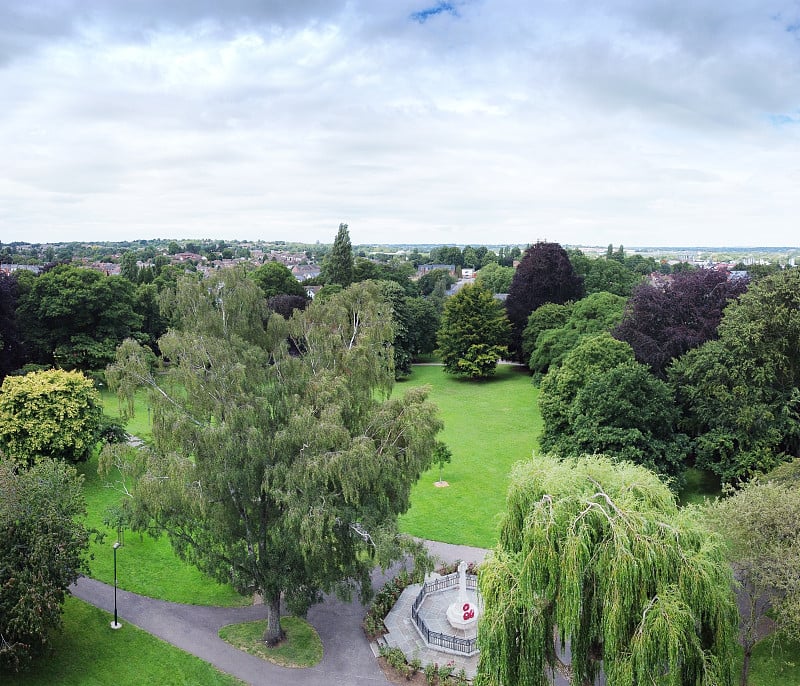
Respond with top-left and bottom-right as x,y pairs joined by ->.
69,541 -> 489,686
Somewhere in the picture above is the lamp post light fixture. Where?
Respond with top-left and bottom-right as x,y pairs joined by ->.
111,541 -> 122,630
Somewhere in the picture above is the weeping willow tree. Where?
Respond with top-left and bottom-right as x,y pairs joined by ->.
477,454 -> 737,686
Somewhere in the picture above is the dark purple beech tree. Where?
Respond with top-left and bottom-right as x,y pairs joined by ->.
505,242 -> 584,360
613,269 -> 748,378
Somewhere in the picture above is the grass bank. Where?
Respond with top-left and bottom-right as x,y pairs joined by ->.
1,597 -> 242,686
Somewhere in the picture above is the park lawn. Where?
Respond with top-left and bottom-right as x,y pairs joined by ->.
395,364 -> 540,549
85,389 -> 247,606
78,452 -> 248,606
99,387 -> 153,442
740,636 -> 800,686
1,596 -> 243,686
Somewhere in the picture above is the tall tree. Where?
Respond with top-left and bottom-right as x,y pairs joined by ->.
614,269 -> 747,377
0,369 -> 102,467
0,458 -> 92,671
107,272 -> 441,645
505,242 -> 584,359
669,267 -> 800,482
436,283 -> 511,379
322,222 -> 354,287
478,454 -> 737,686
706,474 -> 800,686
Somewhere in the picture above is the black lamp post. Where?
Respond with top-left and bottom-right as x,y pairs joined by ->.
111,541 -> 122,629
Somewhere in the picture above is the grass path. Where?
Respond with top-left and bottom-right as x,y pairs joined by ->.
395,364 -> 540,549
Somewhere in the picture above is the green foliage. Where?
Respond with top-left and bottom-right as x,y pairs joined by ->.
539,332 -> 635,443
477,454 -> 738,686
0,459 -> 92,671
476,262 -> 515,294
521,302 -> 572,367
107,272 -> 441,644
437,283 -> 510,379
527,291 -> 626,377
322,222 -> 354,286
540,334 -> 687,482
417,268 -> 456,297
706,477 -> 800,685
670,267 -> 800,483
16,265 -> 143,369
250,261 -> 308,299
0,369 -> 102,466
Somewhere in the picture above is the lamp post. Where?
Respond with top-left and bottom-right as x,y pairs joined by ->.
111,541 -> 122,630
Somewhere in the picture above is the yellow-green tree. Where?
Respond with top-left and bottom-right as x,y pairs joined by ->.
0,369 -> 101,467
478,454 -> 737,686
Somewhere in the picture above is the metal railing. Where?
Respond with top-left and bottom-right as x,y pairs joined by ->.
409,572 -> 479,656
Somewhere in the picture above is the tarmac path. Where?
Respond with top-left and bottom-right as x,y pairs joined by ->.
69,541 -> 489,686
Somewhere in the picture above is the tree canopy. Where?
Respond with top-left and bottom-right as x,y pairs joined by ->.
250,261 -> 308,300
0,458 -> 92,671
476,262 -> 515,294
16,264 -> 143,369
539,334 -> 687,482
613,269 -> 747,378
477,454 -> 737,686
670,267 -> 800,482
107,271 -> 441,644
505,242 -> 584,359
527,291 -> 626,377
436,282 -> 511,379
0,369 -> 102,467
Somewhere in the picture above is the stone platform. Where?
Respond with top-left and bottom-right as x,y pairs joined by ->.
379,583 -> 480,679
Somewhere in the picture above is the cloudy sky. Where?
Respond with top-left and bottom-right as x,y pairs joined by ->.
2,1 -> 800,247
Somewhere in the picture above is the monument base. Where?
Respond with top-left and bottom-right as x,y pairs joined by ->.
446,600 -> 478,631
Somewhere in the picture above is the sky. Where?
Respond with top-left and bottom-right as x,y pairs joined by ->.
1,1 -> 800,248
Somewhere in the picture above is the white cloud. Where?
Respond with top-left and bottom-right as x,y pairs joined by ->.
1,0 -> 800,246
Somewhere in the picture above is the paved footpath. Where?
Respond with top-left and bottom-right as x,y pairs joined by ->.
69,541 -> 489,686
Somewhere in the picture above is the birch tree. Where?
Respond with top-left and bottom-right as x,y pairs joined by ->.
107,270 -> 441,645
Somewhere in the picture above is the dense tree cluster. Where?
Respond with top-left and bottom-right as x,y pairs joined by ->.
614,269 -> 748,378
0,369 -> 102,467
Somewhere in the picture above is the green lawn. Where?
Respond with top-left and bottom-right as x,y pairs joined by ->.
84,389 -> 247,606
219,617 -> 323,667
395,364 -> 540,549
1,596 -> 243,686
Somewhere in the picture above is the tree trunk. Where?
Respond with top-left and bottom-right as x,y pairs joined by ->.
740,645 -> 752,686
262,592 -> 285,646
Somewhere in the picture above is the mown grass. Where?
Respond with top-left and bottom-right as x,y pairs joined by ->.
1,596 -> 243,686
218,617 -> 323,668
395,364 -> 540,549
740,637 -> 800,686
85,389 -> 247,606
